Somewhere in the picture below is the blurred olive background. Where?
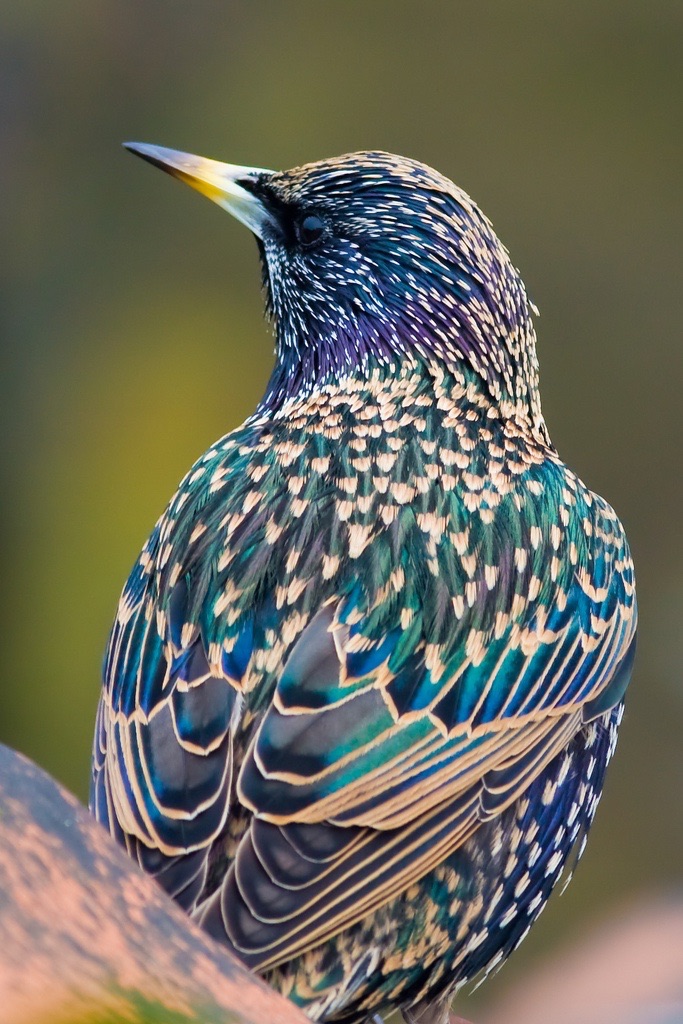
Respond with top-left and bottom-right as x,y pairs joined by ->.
1,1 -> 681,1018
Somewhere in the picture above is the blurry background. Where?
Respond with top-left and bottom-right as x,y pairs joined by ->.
1,1 -> 681,1019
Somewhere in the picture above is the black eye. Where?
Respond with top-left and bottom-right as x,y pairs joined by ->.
296,214 -> 326,248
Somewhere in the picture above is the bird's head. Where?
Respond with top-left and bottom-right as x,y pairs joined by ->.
125,144 -> 542,424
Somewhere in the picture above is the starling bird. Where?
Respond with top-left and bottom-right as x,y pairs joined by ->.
91,145 -> 637,1024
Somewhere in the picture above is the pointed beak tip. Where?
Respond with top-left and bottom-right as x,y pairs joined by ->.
123,141 -> 161,164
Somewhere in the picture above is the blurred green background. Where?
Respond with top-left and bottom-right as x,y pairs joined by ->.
2,1 -> 681,1018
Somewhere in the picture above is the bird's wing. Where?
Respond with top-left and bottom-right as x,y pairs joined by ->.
90,516 -> 242,907
240,546 -> 635,829
210,488 -> 636,969
90,415 -> 285,892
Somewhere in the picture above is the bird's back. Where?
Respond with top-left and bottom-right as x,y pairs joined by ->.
92,356 -> 635,1022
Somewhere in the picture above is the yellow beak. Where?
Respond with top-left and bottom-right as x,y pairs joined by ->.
124,142 -> 274,238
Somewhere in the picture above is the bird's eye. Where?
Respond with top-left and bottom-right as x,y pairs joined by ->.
296,214 -> 326,248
